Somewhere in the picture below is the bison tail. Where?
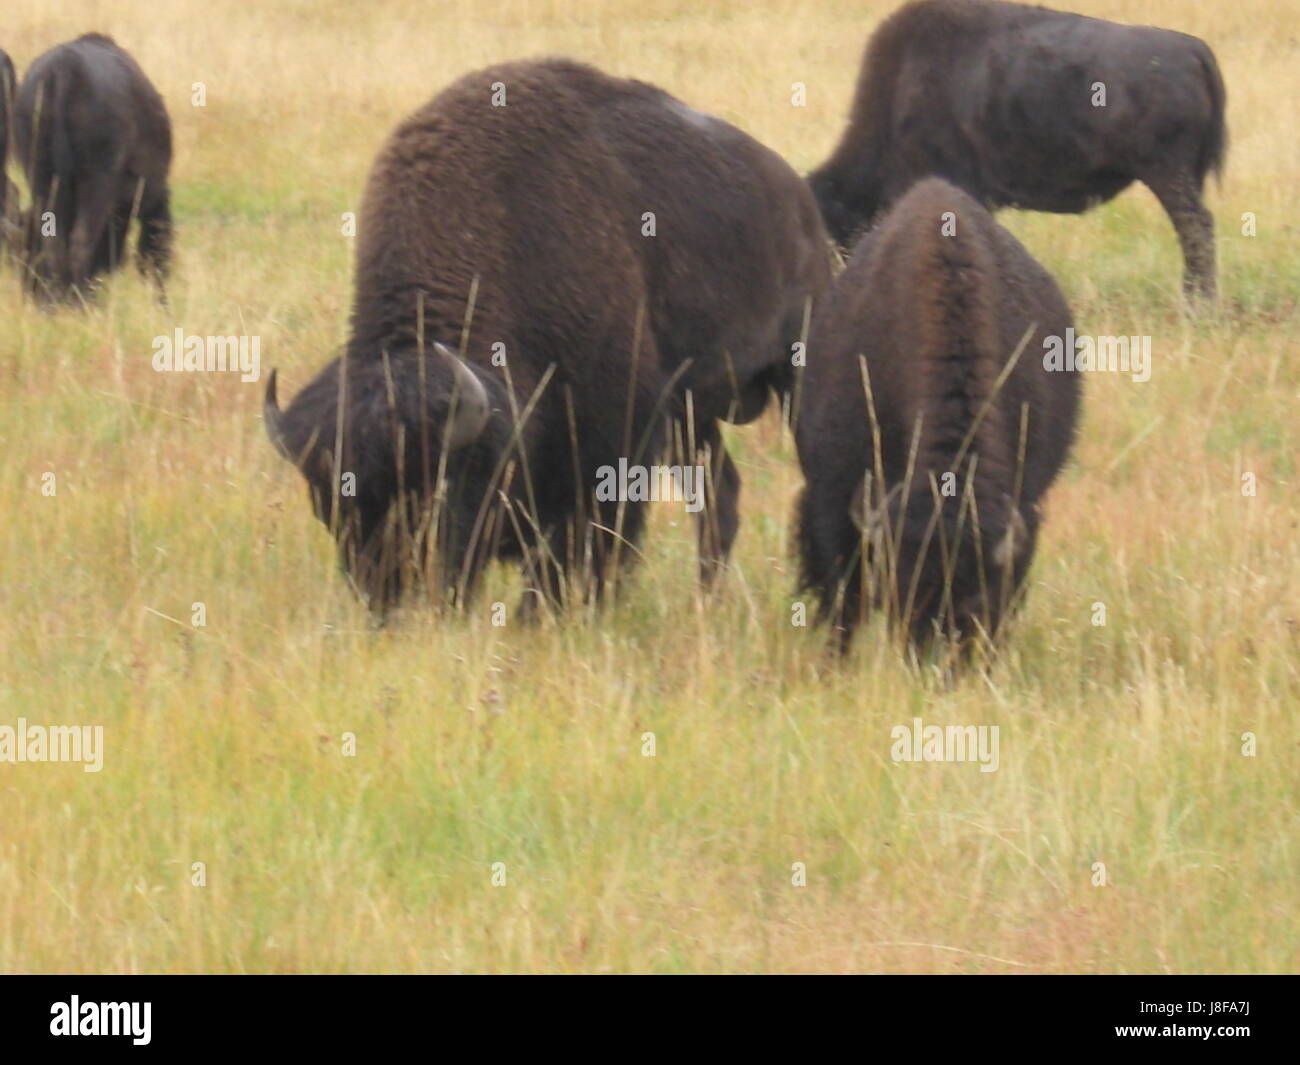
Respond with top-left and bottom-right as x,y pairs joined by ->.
1197,44 -> 1228,190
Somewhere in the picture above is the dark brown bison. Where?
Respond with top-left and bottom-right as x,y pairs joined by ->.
795,178 -> 1080,654
265,58 -> 832,618
15,34 -> 172,301
809,0 -> 1227,301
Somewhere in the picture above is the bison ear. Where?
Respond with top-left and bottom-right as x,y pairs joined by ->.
848,475 -> 870,533
992,505 -> 1028,568
850,477 -> 903,539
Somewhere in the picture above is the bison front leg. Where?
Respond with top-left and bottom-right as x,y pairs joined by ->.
1144,172 -> 1217,304
693,426 -> 740,587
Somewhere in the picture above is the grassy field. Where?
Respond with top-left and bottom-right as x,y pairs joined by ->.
0,0 -> 1296,973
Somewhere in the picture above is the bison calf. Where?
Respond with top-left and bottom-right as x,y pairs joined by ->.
15,34 -> 172,302
795,178 -> 1080,654
809,0 -> 1227,302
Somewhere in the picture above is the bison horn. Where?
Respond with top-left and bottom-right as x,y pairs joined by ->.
992,504 -> 1028,567
434,342 -> 489,450
850,477 -> 904,536
264,368 -> 292,459
849,476 -> 871,533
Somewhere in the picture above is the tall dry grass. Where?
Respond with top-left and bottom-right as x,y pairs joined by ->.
0,0 -> 1296,972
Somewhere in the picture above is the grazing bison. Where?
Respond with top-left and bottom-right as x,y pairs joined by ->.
265,58 -> 832,617
809,0 -> 1227,301
14,34 -> 172,301
795,178 -> 1079,654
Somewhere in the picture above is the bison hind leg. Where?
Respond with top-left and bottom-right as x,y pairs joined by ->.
1143,171 -> 1216,304
137,187 -> 172,299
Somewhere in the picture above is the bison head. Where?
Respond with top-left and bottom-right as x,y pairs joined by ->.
851,478 -> 1034,650
264,342 -> 490,613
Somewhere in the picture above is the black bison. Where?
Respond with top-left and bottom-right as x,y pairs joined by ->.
265,58 -> 832,617
795,178 -> 1080,654
809,0 -> 1227,301
14,34 -> 172,301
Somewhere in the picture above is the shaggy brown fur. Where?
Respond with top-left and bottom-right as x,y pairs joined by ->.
795,178 -> 1080,653
809,0 -> 1227,301
267,58 -> 832,616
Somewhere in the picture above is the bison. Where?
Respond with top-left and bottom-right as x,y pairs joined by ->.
809,0 -> 1227,301
14,34 -> 172,301
265,58 -> 832,618
795,177 -> 1080,654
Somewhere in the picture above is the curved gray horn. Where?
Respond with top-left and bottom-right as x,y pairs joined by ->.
263,368 -> 291,459
992,504 -> 1028,568
851,478 -> 903,536
848,475 -> 872,533
434,342 -> 489,450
